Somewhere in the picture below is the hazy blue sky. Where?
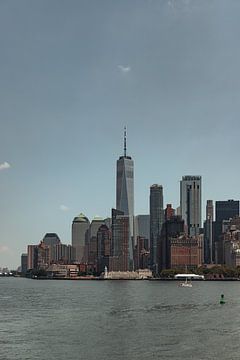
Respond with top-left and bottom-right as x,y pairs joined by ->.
1,0 -> 240,268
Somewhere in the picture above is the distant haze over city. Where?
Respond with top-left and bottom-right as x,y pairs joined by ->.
1,0 -> 240,268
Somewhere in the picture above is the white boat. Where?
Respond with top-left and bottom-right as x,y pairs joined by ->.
174,273 -> 204,280
179,278 -> 192,288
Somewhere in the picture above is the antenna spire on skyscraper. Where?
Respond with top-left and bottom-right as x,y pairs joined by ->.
124,126 -> 127,157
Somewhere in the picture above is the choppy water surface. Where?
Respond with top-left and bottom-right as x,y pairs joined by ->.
1,278 -> 240,360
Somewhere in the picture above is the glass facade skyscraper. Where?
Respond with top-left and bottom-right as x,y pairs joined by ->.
215,200 -> 239,223
214,199 -> 239,263
116,137 -> 134,219
116,129 -> 134,219
115,128 -> 134,268
150,184 -> 164,274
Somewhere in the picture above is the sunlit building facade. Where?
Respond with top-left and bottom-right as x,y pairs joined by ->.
71,213 -> 90,263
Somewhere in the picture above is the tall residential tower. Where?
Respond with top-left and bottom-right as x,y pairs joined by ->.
180,176 -> 202,236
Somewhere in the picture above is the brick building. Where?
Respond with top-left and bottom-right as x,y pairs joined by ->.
170,234 -> 203,271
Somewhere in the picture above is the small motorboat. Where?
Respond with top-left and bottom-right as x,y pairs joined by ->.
179,278 -> 192,288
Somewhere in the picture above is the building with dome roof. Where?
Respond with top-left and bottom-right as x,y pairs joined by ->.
71,213 -> 90,263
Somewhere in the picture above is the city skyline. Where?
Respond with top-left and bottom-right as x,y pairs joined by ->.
3,134 -> 240,269
1,0 -> 240,268
2,141 -> 240,270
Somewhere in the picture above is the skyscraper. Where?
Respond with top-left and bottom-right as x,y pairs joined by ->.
115,128 -> 134,270
42,233 -> 61,263
160,215 -> 184,270
27,245 -> 38,270
111,208 -> 133,271
116,128 -> 134,222
71,213 -> 90,263
134,215 -> 150,242
206,200 -> 214,220
112,208 -> 124,257
88,216 -> 105,265
112,215 -> 132,271
97,224 -> 111,273
215,200 -> 239,223
21,253 -> 28,275
214,199 -> 239,264
165,204 -> 175,221
42,233 -> 61,246
180,176 -> 202,236
54,244 -> 76,264
134,215 -> 150,270
150,184 -> 164,274
204,200 -> 214,264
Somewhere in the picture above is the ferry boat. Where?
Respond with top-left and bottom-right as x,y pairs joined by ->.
174,273 -> 204,280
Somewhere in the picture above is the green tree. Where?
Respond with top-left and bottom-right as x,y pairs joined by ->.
160,269 -> 178,278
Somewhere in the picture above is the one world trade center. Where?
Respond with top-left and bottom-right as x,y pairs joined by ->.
116,128 -> 134,218
115,128 -> 134,269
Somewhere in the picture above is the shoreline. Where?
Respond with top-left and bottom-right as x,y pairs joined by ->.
25,277 -> 240,281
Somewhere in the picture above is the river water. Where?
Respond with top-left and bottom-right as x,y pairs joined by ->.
0,277 -> 240,360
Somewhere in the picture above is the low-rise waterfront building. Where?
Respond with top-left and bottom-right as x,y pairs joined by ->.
103,268 -> 152,280
47,264 -> 79,278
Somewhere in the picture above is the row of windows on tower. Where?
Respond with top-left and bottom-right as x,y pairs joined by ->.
187,184 -> 200,189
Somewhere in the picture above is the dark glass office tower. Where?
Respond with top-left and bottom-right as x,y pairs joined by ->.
204,200 -> 214,264
160,215 -> 184,270
215,200 -> 239,223
150,184 -> 164,274
214,200 -> 239,263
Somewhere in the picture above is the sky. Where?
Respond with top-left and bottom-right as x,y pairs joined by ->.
1,0 -> 240,268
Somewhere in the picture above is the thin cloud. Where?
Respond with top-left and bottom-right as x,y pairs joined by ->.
168,0 -> 175,9
167,0 -> 192,12
0,162 -> 11,171
118,65 -> 131,73
0,245 -> 10,253
60,205 -> 70,212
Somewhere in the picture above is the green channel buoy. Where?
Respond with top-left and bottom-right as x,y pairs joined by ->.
220,294 -> 225,304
